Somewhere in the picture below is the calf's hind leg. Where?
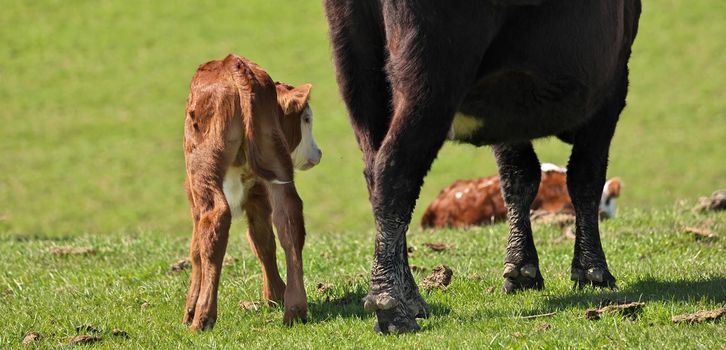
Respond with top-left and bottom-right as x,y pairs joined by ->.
189,174 -> 232,330
244,183 -> 286,303
267,182 -> 308,325
183,179 -> 202,325
493,143 -> 544,293
184,149 -> 232,331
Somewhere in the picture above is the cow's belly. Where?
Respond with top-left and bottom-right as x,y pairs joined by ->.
449,68 -> 596,146
223,165 -> 255,219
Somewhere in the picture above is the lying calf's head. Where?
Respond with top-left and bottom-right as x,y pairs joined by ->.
275,82 -> 322,171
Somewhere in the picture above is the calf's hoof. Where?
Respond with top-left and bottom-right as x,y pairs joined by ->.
363,292 -> 421,334
182,307 -> 195,326
502,263 -> 544,293
283,305 -> 308,326
189,315 -> 216,332
571,267 -> 617,289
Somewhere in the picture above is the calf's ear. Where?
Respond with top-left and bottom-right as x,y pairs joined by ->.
279,83 -> 312,115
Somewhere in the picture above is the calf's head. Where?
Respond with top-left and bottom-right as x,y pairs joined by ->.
276,82 -> 322,170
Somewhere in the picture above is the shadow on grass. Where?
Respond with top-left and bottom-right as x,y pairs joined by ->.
539,276 -> 726,311
308,286 -> 452,325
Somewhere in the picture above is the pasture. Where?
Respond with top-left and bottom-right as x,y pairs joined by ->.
1,0 -> 724,348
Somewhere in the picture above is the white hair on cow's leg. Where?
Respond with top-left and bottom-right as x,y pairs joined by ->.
290,105 -> 321,171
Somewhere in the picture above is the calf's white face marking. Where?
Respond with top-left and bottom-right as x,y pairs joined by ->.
290,105 -> 322,171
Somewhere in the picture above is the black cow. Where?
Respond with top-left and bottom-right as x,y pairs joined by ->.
324,0 -> 641,333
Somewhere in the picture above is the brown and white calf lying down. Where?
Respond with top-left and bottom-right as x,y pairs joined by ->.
421,164 -> 622,229
182,54 -> 321,331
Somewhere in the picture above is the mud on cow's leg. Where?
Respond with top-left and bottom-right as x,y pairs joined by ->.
326,0 -> 494,334
364,116 -> 451,333
493,143 -> 544,293
567,77 -> 627,289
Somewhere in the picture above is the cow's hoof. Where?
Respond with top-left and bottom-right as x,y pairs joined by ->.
363,292 -> 421,334
502,263 -> 544,293
408,295 -> 430,319
363,292 -> 398,312
282,305 -> 308,326
372,308 -> 421,334
571,267 -> 617,289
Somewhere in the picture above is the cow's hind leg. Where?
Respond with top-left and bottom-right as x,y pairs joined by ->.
567,77 -> 627,289
323,0 -> 392,199
493,143 -> 544,293
361,3 -> 497,333
363,100 -> 453,334
325,0 -> 428,326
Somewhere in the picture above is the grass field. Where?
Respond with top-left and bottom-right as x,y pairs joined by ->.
1,0 -> 724,348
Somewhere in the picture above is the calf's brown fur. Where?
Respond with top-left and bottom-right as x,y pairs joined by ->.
182,54 -> 317,330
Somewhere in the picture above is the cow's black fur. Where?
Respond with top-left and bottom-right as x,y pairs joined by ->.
324,0 -> 641,333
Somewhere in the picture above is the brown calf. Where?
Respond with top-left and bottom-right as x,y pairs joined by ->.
421,164 -> 621,229
182,54 -> 321,331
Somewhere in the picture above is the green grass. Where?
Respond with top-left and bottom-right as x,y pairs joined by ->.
1,209 -> 724,348
0,0 -> 724,348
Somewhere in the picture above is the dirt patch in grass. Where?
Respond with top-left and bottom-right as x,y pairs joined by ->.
672,308 -> 726,324
112,329 -> 129,338
531,211 -> 575,228
422,242 -> 452,252
170,258 -> 191,272
693,190 -> 726,212
683,226 -> 718,240
536,323 -> 552,332
586,301 -> 645,320
239,301 -> 262,311
324,293 -> 362,307
23,332 -> 42,344
48,246 -> 96,256
421,265 -> 453,290
316,283 -> 334,294
410,265 -> 427,273
70,335 -> 102,345
75,324 -> 101,333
